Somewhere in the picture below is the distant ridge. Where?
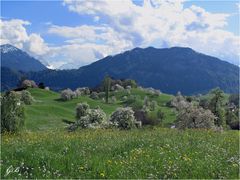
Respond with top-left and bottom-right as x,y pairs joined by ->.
0,44 -> 47,72
1,46 -> 239,95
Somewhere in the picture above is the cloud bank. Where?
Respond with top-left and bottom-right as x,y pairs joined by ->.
1,0 -> 239,69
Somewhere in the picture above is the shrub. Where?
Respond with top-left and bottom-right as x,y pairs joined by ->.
170,93 -> 190,110
21,79 -> 37,88
90,92 -> 99,100
157,109 -> 165,122
143,96 -> 150,107
75,104 -> 107,129
60,88 -> 75,101
112,84 -> 124,91
20,90 -> 34,105
109,107 -> 138,129
38,82 -> 45,89
176,105 -> 216,130
76,102 -> 90,119
86,108 -> 107,127
1,91 -> 25,133
111,96 -> 117,103
76,87 -> 90,96
122,96 -> 128,101
149,100 -> 158,111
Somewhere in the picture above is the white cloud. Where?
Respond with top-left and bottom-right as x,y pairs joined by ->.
61,0 -> 239,65
0,19 -> 49,57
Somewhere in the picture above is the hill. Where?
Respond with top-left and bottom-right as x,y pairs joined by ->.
0,44 -> 47,72
23,88 -> 174,131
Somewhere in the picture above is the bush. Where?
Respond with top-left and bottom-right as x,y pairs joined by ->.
90,92 -> 99,100
60,88 -> 75,101
75,103 -> 107,129
149,100 -> 158,111
20,90 -> 34,105
21,79 -> 37,88
110,96 -> 117,103
109,107 -> 138,129
112,84 -> 124,91
38,82 -> 45,89
75,87 -> 90,96
86,108 -> 107,127
157,109 -> 165,122
170,93 -> 190,110
1,91 -> 25,133
176,105 -> 216,130
76,102 -> 90,119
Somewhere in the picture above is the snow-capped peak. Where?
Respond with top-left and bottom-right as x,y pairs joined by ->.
0,44 -> 19,53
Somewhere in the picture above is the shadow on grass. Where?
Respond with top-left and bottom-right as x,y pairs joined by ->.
62,119 -> 75,124
55,98 -> 66,102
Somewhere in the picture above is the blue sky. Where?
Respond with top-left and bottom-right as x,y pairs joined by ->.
1,0 -> 239,69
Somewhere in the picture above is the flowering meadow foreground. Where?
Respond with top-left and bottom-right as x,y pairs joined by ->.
1,128 -> 239,179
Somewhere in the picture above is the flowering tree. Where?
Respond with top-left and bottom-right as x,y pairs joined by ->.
109,107 -> 138,129
1,91 -> 25,132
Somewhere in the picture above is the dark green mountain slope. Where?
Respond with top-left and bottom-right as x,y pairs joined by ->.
0,44 -> 47,72
1,47 -> 239,95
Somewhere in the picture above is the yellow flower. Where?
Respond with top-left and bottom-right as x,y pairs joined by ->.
100,172 -> 105,177
79,166 -> 84,170
107,160 -> 112,164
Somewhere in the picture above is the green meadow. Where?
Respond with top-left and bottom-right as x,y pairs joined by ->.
1,88 -> 239,179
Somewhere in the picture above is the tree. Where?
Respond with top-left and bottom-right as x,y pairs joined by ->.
176,105 -> 216,130
104,76 -> 111,103
20,90 -> 34,105
109,107 -> 139,129
38,82 -> 45,89
228,94 -> 239,108
60,89 -> 75,101
1,91 -> 25,133
208,88 -> 225,127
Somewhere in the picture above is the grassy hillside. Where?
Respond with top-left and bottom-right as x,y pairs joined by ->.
2,88 -> 239,179
25,88 -> 175,131
2,129 -> 239,179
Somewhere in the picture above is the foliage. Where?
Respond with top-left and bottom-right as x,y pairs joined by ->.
75,103 -> 107,129
75,87 -> 90,96
109,107 -> 138,129
20,90 -> 34,105
1,91 -> 25,133
60,88 -> 76,101
21,79 -> 37,88
38,82 -> 45,89
176,104 -> 216,129
228,94 -> 239,108
90,92 -> 99,100
104,76 -> 111,103
208,88 -> 225,127
76,102 -> 90,119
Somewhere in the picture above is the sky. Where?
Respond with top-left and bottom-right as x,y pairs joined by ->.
1,0 -> 239,69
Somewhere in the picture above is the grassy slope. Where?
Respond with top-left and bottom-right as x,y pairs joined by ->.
25,88 -> 175,131
2,88 -> 239,179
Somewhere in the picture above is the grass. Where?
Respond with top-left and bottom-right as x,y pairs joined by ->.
1,128 -> 239,179
1,88 -> 239,179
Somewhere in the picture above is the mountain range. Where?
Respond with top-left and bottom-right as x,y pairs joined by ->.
1,44 -> 239,95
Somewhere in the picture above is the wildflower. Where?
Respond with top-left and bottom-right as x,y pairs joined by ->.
100,172 -> 105,177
